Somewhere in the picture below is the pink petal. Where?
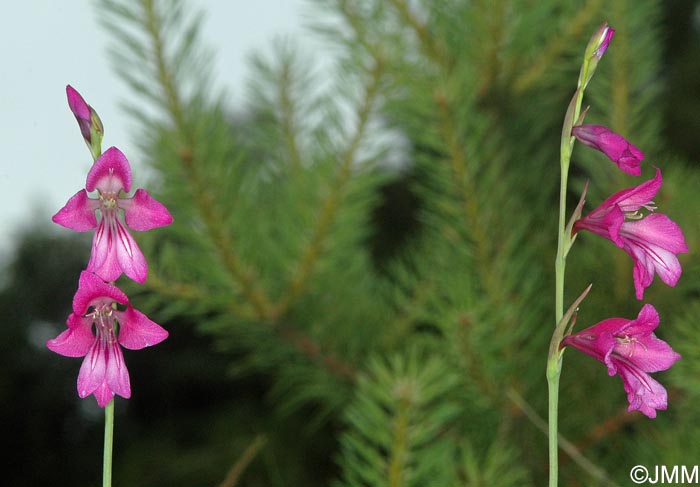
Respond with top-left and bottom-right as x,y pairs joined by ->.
105,341 -> 131,400
614,359 -> 668,418
607,168 -> 661,212
87,219 -> 123,282
72,270 -> 128,315
121,189 -> 173,231
87,218 -> 148,283
46,314 -> 95,357
620,214 -> 687,299
572,125 -> 643,176
117,306 -> 168,350
562,328 -> 617,363
619,303 -> 659,336
77,341 -> 107,399
622,213 -> 689,254
92,383 -> 116,408
52,190 -> 98,232
114,221 -> 148,283
86,146 -> 132,193
620,335 -> 681,373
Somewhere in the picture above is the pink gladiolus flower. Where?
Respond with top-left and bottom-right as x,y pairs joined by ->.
562,304 -> 680,418
574,168 -> 688,299
47,271 -> 168,407
53,146 -> 173,283
572,125 -> 644,175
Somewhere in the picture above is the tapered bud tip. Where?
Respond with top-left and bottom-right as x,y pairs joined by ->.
595,26 -> 615,59
66,85 -> 90,120
66,84 -> 96,143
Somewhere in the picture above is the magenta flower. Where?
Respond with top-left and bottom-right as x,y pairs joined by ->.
52,146 -> 173,283
574,168 -> 688,299
572,125 -> 644,176
562,304 -> 680,418
47,271 -> 168,407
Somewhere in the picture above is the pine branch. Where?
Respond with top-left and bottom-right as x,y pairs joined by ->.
506,388 -> 622,487
140,0 -> 274,318
513,0 -> 604,94
277,55 -> 304,174
386,0 -> 446,67
216,435 -> 268,487
272,59 -> 385,318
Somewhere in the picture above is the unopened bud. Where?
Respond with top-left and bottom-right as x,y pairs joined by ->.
579,23 -> 615,89
66,85 -> 104,160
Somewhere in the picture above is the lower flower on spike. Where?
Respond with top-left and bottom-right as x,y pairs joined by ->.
561,304 -> 680,418
46,271 -> 168,407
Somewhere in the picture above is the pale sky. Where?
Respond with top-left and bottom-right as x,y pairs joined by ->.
0,0 -> 325,258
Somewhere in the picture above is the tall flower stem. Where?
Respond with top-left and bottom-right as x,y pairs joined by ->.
548,83 -> 585,487
103,399 -> 114,487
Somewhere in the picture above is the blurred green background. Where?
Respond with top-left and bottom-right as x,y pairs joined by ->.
2,1 -> 699,486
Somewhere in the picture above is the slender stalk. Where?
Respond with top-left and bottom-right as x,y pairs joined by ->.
549,83 -> 584,487
103,399 -> 114,487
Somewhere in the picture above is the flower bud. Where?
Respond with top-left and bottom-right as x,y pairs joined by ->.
66,85 -> 104,160
579,23 -> 615,89
572,124 -> 643,175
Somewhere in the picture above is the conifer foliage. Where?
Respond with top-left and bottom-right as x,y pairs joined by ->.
95,0 -> 698,485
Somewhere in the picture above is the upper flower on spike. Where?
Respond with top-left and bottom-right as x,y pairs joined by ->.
46,271 -> 168,407
561,304 -> 680,418
573,125 -> 644,175
52,146 -> 173,283
66,85 -> 104,160
574,168 -> 688,299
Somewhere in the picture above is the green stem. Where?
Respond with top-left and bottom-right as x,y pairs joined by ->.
549,84 -> 584,487
103,399 -> 114,487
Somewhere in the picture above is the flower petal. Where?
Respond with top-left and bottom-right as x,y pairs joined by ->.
86,146 -> 132,193
87,218 -> 148,283
72,270 -> 128,315
114,220 -> 148,283
610,168 -> 661,212
105,341 -> 131,400
620,214 -> 687,299
572,125 -> 643,176
117,306 -> 168,350
92,383 -> 116,408
52,190 -> 98,232
46,314 -> 94,357
614,359 -> 668,418
562,328 -> 617,364
121,189 -> 173,231
87,219 -> 122,282
77,340 -> 107,399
